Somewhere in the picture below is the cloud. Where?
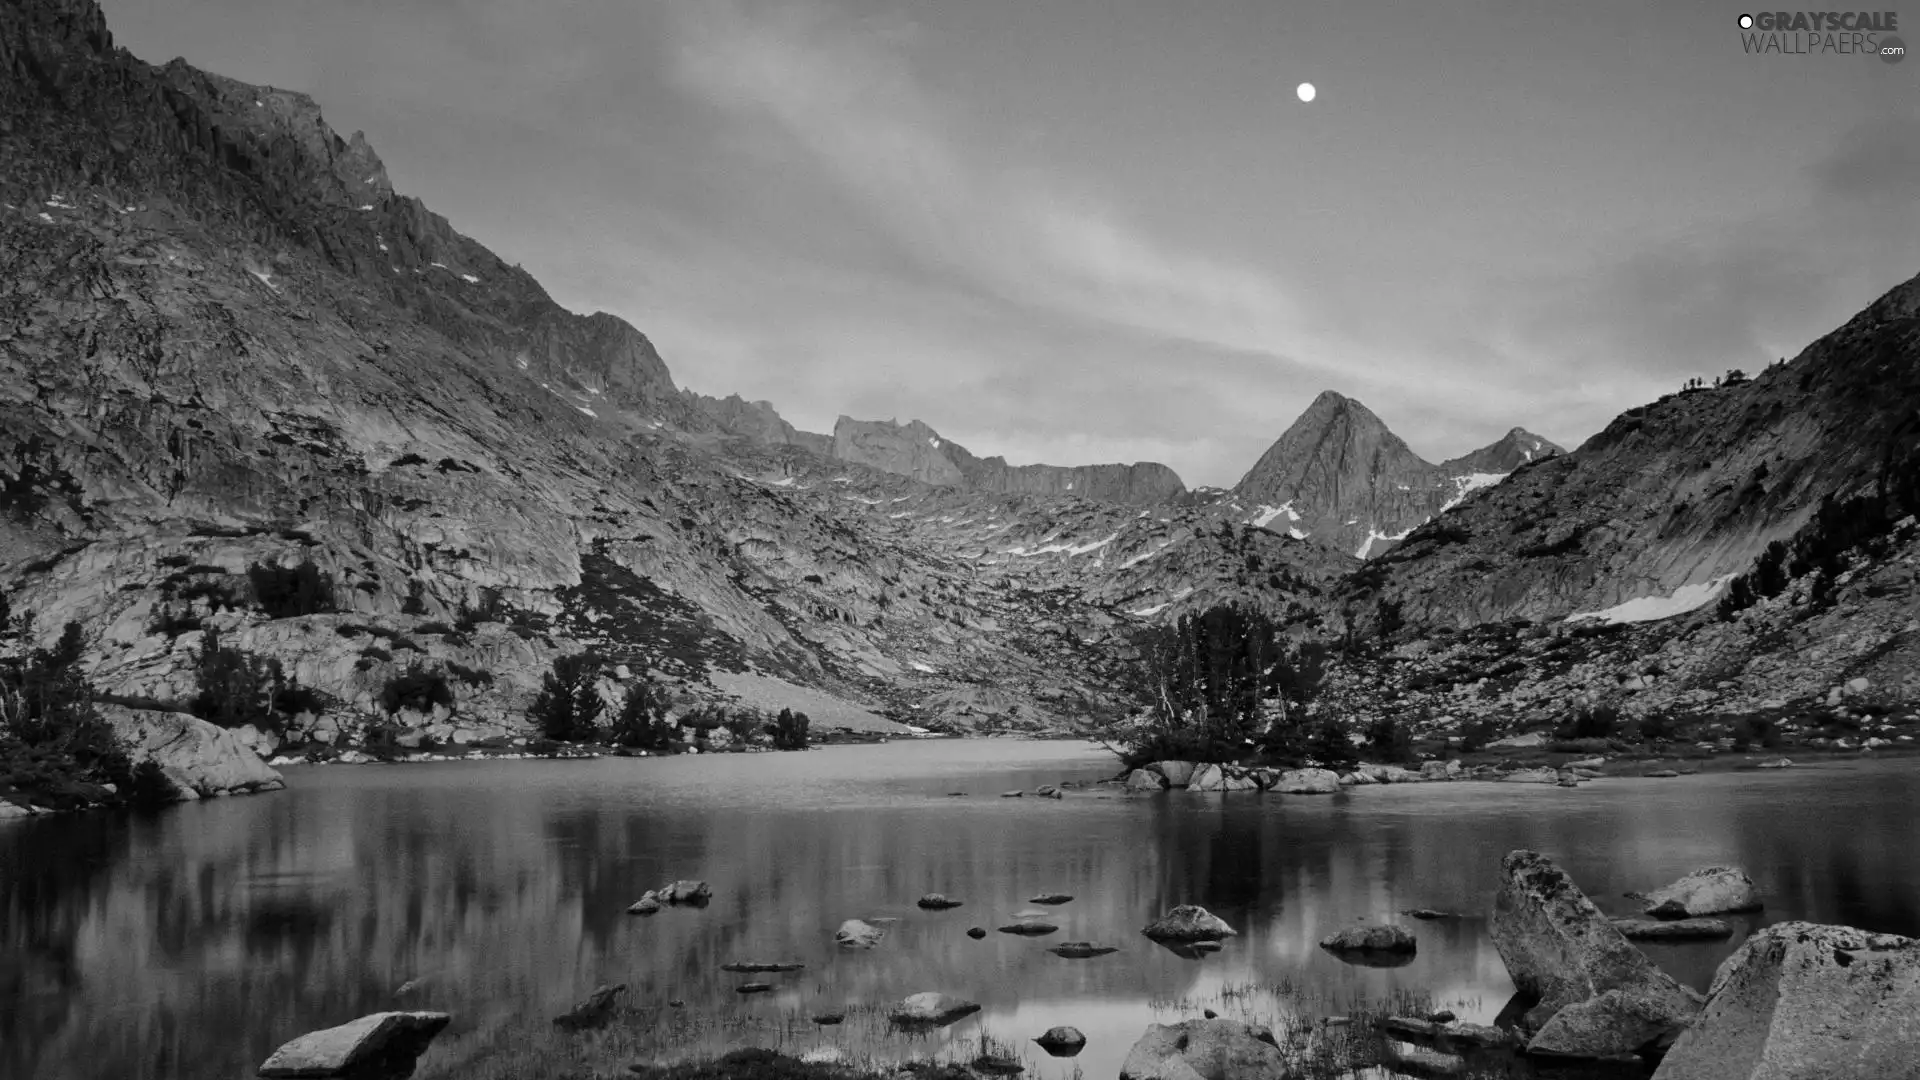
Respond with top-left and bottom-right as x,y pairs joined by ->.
659,0 -> 1346,378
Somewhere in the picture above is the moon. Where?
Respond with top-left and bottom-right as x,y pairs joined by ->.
1296,82 -> 1316,103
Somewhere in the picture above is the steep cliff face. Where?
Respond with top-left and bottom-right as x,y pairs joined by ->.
827,417 -> 1188,505
1231,392 -> 1562,558
1351,272 -> 1920,627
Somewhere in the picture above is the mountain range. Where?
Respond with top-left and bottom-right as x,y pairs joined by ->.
2,0 -> 1916,748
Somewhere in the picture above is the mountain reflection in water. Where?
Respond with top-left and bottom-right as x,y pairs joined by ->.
4,741 -> 1919,1080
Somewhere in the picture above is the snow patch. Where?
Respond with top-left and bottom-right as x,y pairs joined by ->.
1129,603 -> 1169,617
248,268 -> 279,293
1354,523 -> 1418,560
768,477 -> 797,487
36,212 -> 54,224
1440,472 -> 1508,514
1564,575 -> 1736,626
1120,539 -> 1178,568
909,661 -> 936,673
1288,527 -> 1308,540
358,204 -> 375,211
461,273 -> 479,283
929,436 -> 941,448
576,406 -> 597,418
1251,502 -> 1299,528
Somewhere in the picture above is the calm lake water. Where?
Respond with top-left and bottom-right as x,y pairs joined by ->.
5,741 -> 1920,1080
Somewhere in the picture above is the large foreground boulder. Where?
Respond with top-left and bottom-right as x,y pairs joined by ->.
1490,850 -> 1702,1058
1651,922 -> 1920,1080
1643,866 -> 1762,918
106,706 -> 284,800
1142,905 -> 1237,941
258,1012 -> 450,1078
1151,761 -> 1200,787
1126,768 -> 1170,791
1118,1017 -> 1287,1080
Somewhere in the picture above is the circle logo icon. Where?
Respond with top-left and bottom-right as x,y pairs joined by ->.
1880,34 -> 1906,63
1738,13 -> 1754,28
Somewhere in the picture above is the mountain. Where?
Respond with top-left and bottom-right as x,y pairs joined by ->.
1231,391 -> 1563,559
1345,275 -> 1920,629
830,416 -> 1188,506
0,0 -> 1336,746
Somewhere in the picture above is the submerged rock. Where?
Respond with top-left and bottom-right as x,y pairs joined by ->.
719,961 -> 805,973
625,897 -> 661,916
1142,904 -> 1237,941
966,927 -> 987,939
1651,921 -> 1920,1080
916,893 -> 964,910
258,1011 -> 451,1078
1643,866 -> 1763,918
1118,1018 -> 1287,1080
1490,850 -> 1702,1058
1611,917 -> 1733,941
888,992 -> 981,1027
552,984 -> 627,1032
1047,941 -> 1119,958
998,922 -> 1059,936
1029,892 -> 1073,905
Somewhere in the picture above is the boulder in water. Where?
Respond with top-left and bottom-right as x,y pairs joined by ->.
1490,850 -> 1702,1058
1269,768 -> 1340,794
916,893 -> 963,910
1125,768 -> 1169,791
1034,1025 -> 1087,1056
1642,867 -> 1762,918
1142,904 -> 1237,941
257,1012 -> 450,1078
1047,941 -> 1119,958
1611,917 -> 1733,941
552,984 -> 627,1032
1320,923 -> 1417,953
998,922 -> 1058,936
1029,892 -> 1073,905
834,919 -> 886,949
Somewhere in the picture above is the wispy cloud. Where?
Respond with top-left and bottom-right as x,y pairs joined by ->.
660,0 -> 1341,376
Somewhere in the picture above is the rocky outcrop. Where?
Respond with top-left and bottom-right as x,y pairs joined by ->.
104,707 -> 284,799
1118,1018 -> 1287,1080
1490,850 -> 1703,1058
1651,922 -> 1920,1080
1643,867 -> 1763,918
1346,271 -> 1920,626
257,1011 -> 450,1078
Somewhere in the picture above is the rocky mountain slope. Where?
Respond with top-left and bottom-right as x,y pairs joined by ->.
0,0 -> 1345,748
828,416 -> 1188,506
1342,275 -> 1920,629
1231,391 -> 1562,559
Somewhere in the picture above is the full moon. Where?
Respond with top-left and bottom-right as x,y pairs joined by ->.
1296,82 -> 1316,103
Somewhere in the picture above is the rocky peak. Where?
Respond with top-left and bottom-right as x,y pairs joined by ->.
1441,427 -> 1563,476
1232,394 -> 1554,559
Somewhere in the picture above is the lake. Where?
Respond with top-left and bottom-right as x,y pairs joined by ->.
5,741 -> 1920,1080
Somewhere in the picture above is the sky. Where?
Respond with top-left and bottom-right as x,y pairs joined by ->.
104,0 -> 1920,487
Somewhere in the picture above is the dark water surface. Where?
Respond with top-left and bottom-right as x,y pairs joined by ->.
5,741 -> 1920,1080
